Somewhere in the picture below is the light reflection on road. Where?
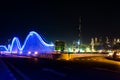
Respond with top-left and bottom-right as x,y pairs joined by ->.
72,56 -> 120,71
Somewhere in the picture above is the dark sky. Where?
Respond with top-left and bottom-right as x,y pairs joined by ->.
0,1 -> 119,44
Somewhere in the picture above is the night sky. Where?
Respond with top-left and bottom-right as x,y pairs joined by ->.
0,1 -> 119,44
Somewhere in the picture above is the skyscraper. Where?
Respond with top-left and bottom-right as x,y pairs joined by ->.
78,16 -> 82,45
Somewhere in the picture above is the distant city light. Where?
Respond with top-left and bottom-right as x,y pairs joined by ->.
77,41 -> 80,45
98,50 -> 103,53
68,48 -> 72,52
86,47 -> 91,52
80,49 -> 85,52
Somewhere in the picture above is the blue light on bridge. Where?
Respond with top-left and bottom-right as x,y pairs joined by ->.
0,31 -> 54,55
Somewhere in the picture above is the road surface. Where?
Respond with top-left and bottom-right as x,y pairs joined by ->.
1,56 -> 120,80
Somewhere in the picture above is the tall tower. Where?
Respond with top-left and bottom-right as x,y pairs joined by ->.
78,16 -> 82,45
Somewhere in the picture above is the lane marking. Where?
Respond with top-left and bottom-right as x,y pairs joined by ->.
0,59 -> 16,80
4,60 -> 30,80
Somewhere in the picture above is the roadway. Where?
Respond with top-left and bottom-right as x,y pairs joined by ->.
1,56 -> 120,80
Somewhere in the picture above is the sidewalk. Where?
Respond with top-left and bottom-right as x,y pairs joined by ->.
0,59 -> 16,80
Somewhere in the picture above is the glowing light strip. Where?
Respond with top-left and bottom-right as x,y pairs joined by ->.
9,37 -> 22,52
0,45 -> 8,51
21,31 -> 54,50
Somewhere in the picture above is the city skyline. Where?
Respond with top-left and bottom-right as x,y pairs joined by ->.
0,1 -> 119,44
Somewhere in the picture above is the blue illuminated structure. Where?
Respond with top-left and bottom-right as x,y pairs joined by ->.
0,31 -> 54,55
0,45 -> 8,52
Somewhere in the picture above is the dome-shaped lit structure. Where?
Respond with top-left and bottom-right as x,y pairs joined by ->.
0,31 -> 54,55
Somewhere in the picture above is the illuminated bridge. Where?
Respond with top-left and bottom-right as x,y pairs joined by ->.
0,31 -> 54,55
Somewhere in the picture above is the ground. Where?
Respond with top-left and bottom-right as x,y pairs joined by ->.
1,56 -> 120,80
